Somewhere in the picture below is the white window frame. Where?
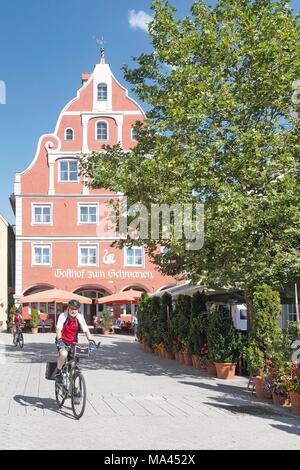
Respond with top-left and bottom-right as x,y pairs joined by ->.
65,128 -> 74,141
32,203 -> 53,225
32,244 -> 52,266
124,246 -> 145,268
131,127 -> 138,141
97,83 -> 108,101
95,121 -> 109,141
59,159 -> 79,183
78,244 -> 99,267
78,203 -> 98,225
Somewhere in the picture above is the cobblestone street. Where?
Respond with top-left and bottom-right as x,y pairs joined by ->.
0,332 -> 299,450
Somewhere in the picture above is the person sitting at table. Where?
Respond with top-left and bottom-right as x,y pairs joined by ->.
92,314 -> 99,334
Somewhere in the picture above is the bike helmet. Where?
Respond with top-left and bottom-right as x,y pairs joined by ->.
68,299 -> 81,309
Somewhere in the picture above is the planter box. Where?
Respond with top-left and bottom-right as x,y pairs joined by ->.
289,392 -> 300,415
183,352 -> 192,366
214,362 -> 236,380
206,362 -> 217,376
165,351 -> 175,360
272,392 -> 290,407
253,376 -> 272,399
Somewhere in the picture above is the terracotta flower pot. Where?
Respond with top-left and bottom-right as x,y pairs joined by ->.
214,362 -> 236,380
31,328 -> 38,335
183,352 -> 192,366
289,392 -> 300,415
179,352 -> 184,363
272,392 -> 290,407
206,362 -> 217,376
165,351 -> 174,360
191,355 -> 198,368
253,376 -> 272,399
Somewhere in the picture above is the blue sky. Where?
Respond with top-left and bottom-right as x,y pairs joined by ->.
0,0 -> 299,223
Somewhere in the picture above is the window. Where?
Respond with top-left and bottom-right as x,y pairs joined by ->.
96,122 -> 108,141
59,160 -> 78,182
125,247 -> 144,266
65,128 -> 74,141
79,205 -> 97,224
132,127 -> 138,141
33,205 -> 52,225
240,309 -> 247,320
33,245 -> 51,266
97,84 -> 107,101
79,246 -> 97,266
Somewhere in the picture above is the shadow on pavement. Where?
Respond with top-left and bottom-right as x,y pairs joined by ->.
5,337 -> 218,380
13,394 -> 76,420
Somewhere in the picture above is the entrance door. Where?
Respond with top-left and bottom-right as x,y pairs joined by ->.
83,303 -> 96,325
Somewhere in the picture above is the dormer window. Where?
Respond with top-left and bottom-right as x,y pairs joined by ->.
97,84 -> 107,101
65,128 -> 74,141
96,122 -> 108,141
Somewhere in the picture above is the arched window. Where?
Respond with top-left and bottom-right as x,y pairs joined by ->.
131,127 -> 138,141
65,128 -> 74,141
97,84 -> 107,101
96,122 -> 108,141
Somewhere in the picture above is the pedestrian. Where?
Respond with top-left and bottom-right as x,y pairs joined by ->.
133,314 -> 138,341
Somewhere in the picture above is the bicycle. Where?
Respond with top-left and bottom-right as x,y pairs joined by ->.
13,325 -> 24,349
54,340 -> 100,420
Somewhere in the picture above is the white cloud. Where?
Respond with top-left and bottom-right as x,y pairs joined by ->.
128,10 -> 153,32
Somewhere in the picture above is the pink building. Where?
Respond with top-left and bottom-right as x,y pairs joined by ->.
11,50 -> 178,325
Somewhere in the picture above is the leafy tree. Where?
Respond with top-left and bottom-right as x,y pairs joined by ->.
81,0 -> 300,297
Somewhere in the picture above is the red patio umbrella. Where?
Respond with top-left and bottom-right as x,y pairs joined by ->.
18,288 -> 92,326
95,289 -> 144,305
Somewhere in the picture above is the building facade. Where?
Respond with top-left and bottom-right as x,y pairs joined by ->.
11,51 -> 177,324
0,215 -> 15,329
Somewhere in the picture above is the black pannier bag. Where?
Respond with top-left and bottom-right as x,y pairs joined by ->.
45,362 -> 57,381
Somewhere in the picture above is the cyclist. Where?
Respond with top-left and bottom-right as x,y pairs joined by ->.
12,308 -> 23,341
55,299 -> 94,384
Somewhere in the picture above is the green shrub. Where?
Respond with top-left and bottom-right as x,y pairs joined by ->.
207,305 -> 242,363
30,308 -> 39,329
245,284 -> 283,374
101,311 -> 113,330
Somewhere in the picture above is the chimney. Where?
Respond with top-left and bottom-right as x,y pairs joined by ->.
81,73 -> 91,85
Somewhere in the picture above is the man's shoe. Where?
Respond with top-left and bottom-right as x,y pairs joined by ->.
55,371 -> 64,385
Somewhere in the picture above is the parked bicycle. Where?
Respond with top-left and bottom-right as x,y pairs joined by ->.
46,340 -> 100,419
13,325 -> 24,349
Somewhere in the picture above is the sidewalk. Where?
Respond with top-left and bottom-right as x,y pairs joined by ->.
0,332 -> 299,449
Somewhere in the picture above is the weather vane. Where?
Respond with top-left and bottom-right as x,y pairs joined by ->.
96,37 -> 107,63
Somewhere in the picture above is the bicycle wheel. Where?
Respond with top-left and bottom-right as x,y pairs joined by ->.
71,371 -> 86,420
55,382 -> 66,408
19,333 -> 24,349
13,334 -> 17,346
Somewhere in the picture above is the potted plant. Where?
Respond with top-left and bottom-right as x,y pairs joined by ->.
30,308 -> 39,334
207,306 -> 242,379
282,364 -> 300,415
267,368 -> 290,407
101,311 -> 113,335
245,285 -> 283,397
